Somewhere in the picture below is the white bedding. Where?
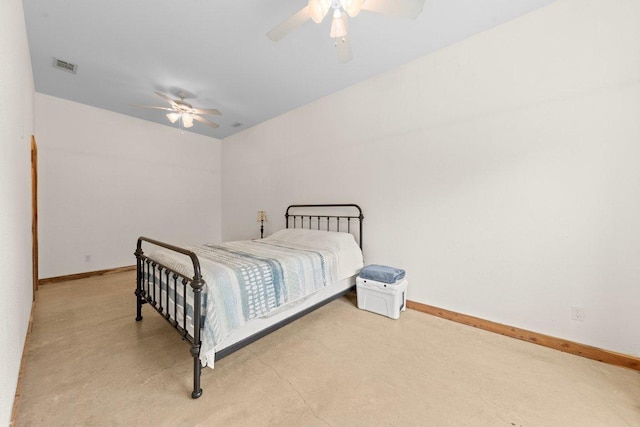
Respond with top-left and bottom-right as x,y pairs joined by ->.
263,228 -> 363,280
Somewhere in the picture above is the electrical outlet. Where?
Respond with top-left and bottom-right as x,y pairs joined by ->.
571,306 -> 585,321
84,254 -> 92,263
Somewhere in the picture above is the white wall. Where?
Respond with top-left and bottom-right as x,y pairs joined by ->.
36,94 -> 222,278
0,0 -> 35,424
222,0 -> 640,357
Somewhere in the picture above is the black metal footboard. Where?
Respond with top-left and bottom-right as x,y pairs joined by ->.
134,237 -> 205,399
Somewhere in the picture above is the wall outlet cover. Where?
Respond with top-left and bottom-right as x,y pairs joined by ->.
571,306 -> 585,321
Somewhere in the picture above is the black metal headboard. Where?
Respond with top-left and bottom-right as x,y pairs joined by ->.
285,204 -> 364,249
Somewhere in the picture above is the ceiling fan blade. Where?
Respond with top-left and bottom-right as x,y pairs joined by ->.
193,115 -> 220,129
267,6 -> 312,41
130,104 -> 174,111
154,91 -> 177,105
192,108 -> 222,116
335,35 -> 353,63
361,0 -> 425,18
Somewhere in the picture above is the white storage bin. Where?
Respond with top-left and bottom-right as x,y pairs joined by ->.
356,277 -> 408,319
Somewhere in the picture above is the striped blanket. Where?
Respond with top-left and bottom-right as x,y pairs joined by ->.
146,239 -> 340,367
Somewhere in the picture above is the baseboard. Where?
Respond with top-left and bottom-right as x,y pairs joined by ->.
407,300 -> 640,372
39,265 -> 136,286
10,300 -> 35,426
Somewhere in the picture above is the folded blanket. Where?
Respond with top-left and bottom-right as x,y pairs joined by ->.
359,264 -> 405,284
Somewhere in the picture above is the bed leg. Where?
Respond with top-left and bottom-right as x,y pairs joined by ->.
135,291 -> 143,321
135,245 -> 144,321
191,280 -> 204,399
190,278 -> 205,398
191,345 -> 203,399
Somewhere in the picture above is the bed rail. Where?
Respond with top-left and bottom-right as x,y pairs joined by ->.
134,236 -> 204,398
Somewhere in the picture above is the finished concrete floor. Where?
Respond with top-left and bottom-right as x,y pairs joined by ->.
16,271 -> 640,426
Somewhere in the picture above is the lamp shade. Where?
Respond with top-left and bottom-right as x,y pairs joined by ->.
182,114 -> 194,128
330,12 -> 348,39
166,112 -> 180,123
257,210 -> 267,222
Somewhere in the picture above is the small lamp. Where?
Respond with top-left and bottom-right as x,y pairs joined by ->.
257,210 -> 267,238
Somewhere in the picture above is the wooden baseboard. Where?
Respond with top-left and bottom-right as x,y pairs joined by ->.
407,300 -> 640,372
39,265 -> 136,286
10,300 -> 35,426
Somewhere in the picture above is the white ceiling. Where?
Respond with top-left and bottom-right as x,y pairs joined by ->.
24,0 -> 554,139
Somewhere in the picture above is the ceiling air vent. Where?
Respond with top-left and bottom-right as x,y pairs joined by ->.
53,58 -> 77,74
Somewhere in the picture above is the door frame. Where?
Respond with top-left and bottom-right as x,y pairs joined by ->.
31,135 -> 38,299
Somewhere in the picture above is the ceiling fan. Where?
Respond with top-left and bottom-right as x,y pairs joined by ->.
267,0 -> 425,63
133,92 -> 222,129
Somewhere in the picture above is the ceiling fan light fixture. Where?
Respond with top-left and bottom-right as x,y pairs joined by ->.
309,0 -> 331,23
182,114 -> 194,128
166,112 -> 180,123
340,0 -> 363,17
330,13 -> 348,39
137,92 -> 221,130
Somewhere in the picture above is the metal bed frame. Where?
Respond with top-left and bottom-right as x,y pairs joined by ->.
134,204 -> 363,398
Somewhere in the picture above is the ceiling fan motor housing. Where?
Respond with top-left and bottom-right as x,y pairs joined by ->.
173,100 -> 193,112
